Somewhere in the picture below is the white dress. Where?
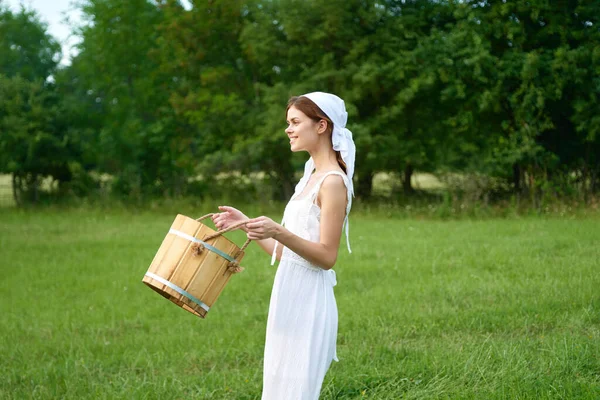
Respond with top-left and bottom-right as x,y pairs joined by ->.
262,171 -> 351,400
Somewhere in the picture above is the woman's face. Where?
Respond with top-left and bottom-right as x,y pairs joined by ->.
285,106 -> 321,152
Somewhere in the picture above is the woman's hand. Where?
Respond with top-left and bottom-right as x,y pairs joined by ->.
211,206 -> 249,232
245,216 -> 282,241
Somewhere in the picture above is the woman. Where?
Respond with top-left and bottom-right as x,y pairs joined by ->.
212,92 -> 355,399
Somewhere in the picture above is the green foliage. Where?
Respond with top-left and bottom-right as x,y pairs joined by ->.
448,0 -> 600,193
0,3 -> 61,81
154,0 -> 267,195
1,0 -> 599,204
0,76 -> 71,204
68,0 -> 176,197
0,4 -> 70,204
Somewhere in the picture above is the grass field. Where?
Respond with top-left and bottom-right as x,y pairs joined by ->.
1,208 -> 599,399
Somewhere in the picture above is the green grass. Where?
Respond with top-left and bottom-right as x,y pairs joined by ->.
1,209 -> 599,399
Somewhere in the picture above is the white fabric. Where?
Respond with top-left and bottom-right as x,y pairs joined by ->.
295,92 -> 356,197
262,171 -> 349,400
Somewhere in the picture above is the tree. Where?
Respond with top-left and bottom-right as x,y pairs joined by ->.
0,76 -> 72,204
0,4 -> 67,204
241,0 -> 400,198
454,0 -> 600,198
0,3 -> 61,81
343,0 -> 457,196
154,0 -> 265,196
69,0 -> 182,197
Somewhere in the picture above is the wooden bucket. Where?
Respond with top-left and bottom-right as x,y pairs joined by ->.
142,213 -> 250,318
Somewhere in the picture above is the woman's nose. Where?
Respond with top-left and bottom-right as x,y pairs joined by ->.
285,125 -> 293,134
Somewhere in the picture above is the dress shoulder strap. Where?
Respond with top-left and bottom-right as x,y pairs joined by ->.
307,171 -> 349,202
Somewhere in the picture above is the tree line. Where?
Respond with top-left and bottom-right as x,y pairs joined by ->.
1,0 -> 599,205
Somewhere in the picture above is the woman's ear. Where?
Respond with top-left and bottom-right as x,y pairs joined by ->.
317,119 -> 328,135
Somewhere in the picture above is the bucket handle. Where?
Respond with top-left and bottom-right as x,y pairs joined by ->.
196,213 -> 250,273
196,213 -> 250,249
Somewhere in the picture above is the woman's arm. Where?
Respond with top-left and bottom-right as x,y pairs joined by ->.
246,175 -> 347,270
212,206 -> 284,261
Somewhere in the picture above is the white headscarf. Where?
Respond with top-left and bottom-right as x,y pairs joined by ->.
271,92 -> 355,266
293,92 -> 356,200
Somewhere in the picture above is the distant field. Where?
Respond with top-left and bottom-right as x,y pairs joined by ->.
372,172 -> 445,197
0,175 -> 57,208
1,209 -> 599,399
0,174 -> 13,207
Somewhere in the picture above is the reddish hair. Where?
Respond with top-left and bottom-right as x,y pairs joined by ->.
286,96 -> 347,174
